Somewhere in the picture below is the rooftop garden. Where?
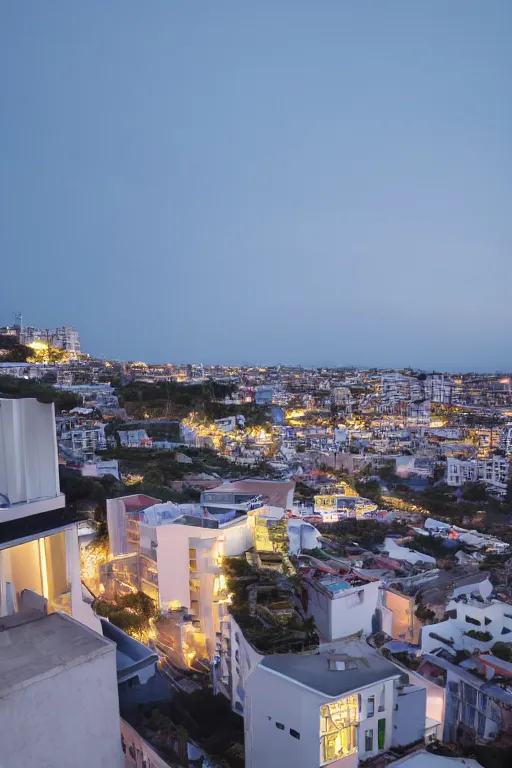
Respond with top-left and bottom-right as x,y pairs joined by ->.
224,555 -> 318,655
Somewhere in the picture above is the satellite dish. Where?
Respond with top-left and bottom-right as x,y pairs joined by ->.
479,579 -> 493,601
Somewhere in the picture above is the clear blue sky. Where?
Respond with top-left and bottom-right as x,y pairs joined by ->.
1,2 -> 511,370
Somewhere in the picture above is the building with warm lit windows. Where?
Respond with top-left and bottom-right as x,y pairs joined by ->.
314,487 -> 377,521
243,639 -> 427,768
106,494 -> 254,676
0,397 -> 100,632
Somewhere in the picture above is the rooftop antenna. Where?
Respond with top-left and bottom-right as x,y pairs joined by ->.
13,311 -> 22,341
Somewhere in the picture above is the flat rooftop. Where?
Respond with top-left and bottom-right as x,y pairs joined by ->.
261,640 -> 400,698
0,612 -> 113,698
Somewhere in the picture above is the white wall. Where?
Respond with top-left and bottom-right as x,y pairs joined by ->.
307,580 -> 381,642
0,646 -> 123,768
66,526 -> 102,633
245,665 -> 338,768
392,686 -> 426,747
405,668 -> 445,727
357,679 -> 396,760
244,662 -> 399,768
106,498 -> 129,556
421,599 -> 512,655
230,615 -> 263,715
0,399 -> 61,517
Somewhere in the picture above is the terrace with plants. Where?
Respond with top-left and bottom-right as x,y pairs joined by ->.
224,554 -> 318,655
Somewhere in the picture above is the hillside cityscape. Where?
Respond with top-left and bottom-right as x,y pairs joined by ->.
2,321 -> 512,767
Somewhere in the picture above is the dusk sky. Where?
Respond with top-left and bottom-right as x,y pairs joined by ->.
1,2 -> 511,371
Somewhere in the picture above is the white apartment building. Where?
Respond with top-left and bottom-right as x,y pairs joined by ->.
424,374 -> 453,404
446,458 -> 478,486
380,374 -> 423,406
244,640 -> 427,768
18,324 -> 81,356
407,398 -> 431,427
53,325 -> 81,355
0,397 -> 101,632
499,424 -> 512,455
421,586 -> 512,657
446,455 -> 509,496
0,611 -> 124,768
106,495 -> 254,673
422,652 -> 512,745
58,418 -> 107,460
303,567 -> 385,642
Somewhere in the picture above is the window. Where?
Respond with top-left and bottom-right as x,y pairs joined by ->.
367,696 -> 375,717
365,729 -> 374,752
189,548 -> 197,572
276,722 -> 284,731
290,729 -> 300,740
320,694 -> 358,764
484,617 -> 492,626
378,686 -> 385,712
378,718 -> 386,750
466,615 -> 481,626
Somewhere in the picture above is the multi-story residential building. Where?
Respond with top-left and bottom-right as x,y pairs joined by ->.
446,454 -> 509,495
53,325 -> 81,355
255,385 -> 274,405
0,610 -> 124,768
407,398 -> 431,427
446,458 -> 478,486
380,374 -> 423,407
478,453 -> 509,495
421,585 -> 512,657
14,323 -> 81,356
57,417 -> 107,460
105,494 -> 255,674
243,639 -> 428,768
499,423 -> 512,455
314,488 -> 378,521
424,374 -> 453,404
201,478 -> 295,513
0,397 -> 100,632
420,652 -> 512,746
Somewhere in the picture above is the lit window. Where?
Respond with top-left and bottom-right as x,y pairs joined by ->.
320,694 -> 358,764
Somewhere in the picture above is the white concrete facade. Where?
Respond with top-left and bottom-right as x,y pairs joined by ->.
0,613 -> 123,768
306,577 -> 381,642
0,398 -> 63,521
422,597 -> 512,656
244,661 -> 405,768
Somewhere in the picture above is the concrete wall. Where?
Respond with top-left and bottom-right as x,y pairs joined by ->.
357,678 -> 396,760
392,685 -> 426,747
244,663 -> 398,768
422,599 -> 512,655
230,615 -> 263,715
0,646 -> 123,768
406,667 -> 445,727
307,580 -> 381,642
244,665 -> 332,768
0,398 -> 60,506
